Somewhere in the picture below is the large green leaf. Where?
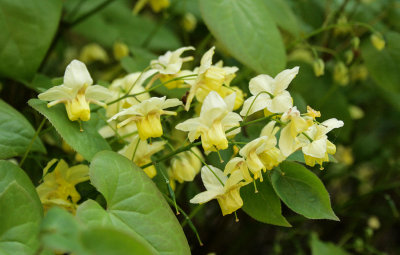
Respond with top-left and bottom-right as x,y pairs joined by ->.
262,0 -> 301,37
310,233 -> 349,255
0,0 -> 62,82
200,0 -> 286,75
271,161 -> 338,221
0,160 -> 43,255
77,151 -> 190,255
0,100 -> 46,159
241,177 -> 291,227
28,99 -> 111,161
362,31 -> 400,110
41,207 -> 153,255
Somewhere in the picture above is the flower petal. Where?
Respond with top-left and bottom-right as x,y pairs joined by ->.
268,90 -> 293,113
249,74 -> 274,95
63,60 -> 93,89
190,190 -> 220,204
201,165 -> 227,192
85,85 -> 111,101
38,86 -> 74,101
240,94 -> 270,116
274,66 -> 299,93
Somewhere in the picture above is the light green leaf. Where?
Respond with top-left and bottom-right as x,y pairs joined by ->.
200,0 -> 286,75
28,99 -> 111,161
310,233 -> 349,255
77,151 -> 190,255
41,207 -> 153,255
271,161 -> 338,221
0,0 -> 62,82
241,177 -> 291,227
0,160 -> 43,255
362,31 -> 400,110
262,0 -> 301,36
0,100 -> 46,159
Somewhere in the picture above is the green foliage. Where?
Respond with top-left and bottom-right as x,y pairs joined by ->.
41,207 -> 153,255
0,161 -> 43,255
0,100 -> 46,159
0,0 -> 62,82
241,177 -> 291,227
28,99 -> 110,161
362,31 -> 400,110
310,233 -> 349,255
77,151 -> 190,255
262,0 -> 301,37
200,0 -> 286,75
271,161 -> 338,221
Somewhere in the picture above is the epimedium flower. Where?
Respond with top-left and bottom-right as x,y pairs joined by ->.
240,66 -> 299,117
108,96 -> 182,140
176,91 -> 242,152
299,118 -> 344,169
239,121 -> 285,181
36,159 -> 89,213
38,59 -> 110,122
151,46 -> 195,75
119,135 -> 166,178
168,147 -> 203,189
190,165 -> 248,216
279,106 -> 314,157
224,157 -> 253,183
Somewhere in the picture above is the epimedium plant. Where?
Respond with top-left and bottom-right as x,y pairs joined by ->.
0,0 -> 396,254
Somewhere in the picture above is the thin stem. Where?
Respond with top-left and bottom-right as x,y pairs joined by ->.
20,118 -> 46,167
225,114 -> 279,134
181,204 -> 205,227
243,91 -> 273,122
190,149 -> 224,186
131,139 -> 141,161
68,0 -> 115,27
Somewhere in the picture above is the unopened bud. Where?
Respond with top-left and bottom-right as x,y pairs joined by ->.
351,37 -> 360,50
113,42 -> 130,60
345,50 -> 354,64
182,13 -> 197,32
313,58 -> 325,77
370,33 -> 385,51
333,61 -> 349,86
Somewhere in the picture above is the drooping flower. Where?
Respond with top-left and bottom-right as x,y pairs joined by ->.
151,46 -> 195,75
176,91 -> 242,152
299,118 -> 344,169
36,159 -> 89,213
38,60 -> 110,122
240,67 -> 299,117
279,106 -> 313,157
109,96 -> 182,140
224,157 -> 253,182
168,147 -> 203,188
119,135 -> 165,178
190,165 -> 247,216
239,121 -> 285,181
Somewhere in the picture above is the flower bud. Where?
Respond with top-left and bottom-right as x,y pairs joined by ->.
182,13 -> 197,32
351,37 -> 360,50
113,42 -> 130,60
370,33 -> 385,51
345,50 -> 354,64
312,58 -> 325,77
333,61 -> 349,86
79,43 -> 109,64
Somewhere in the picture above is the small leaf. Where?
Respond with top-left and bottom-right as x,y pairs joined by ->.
0,0 -> 62,82
28,99 -> 111,161
77,151 -> 190,255
0,160 -> 43,255
310,233 -> 349,255
241,177 -> 291,227
200,0 -> 286,75
0,100 -> 46,159
271,161 -> 338,220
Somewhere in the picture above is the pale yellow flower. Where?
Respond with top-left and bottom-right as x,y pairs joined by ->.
239,121 -> 285,181
36,159 -> 89,213
109,96 -> 181,140
151,46 -> 195,75
190,165 -> 247,216
176,91 -> 242,152
313,58 -> 325,77
168,147 -> 203,185
119,135 -> 165,178
240,67 -> 299,116
79,43 -> 109,64
370,33 -> 385,51
38,60 -> 110,122
113,42 -> 130,60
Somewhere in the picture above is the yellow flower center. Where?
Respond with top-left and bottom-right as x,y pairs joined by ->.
201,120 -> 228,151
65,93 -> 90,121
136,113 -> 163,140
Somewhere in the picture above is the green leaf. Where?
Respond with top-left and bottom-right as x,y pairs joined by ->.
0,160 -> 43,255
28,99 -> 111,161
241,177 -> 291,227
0,0 -> 62,82
271,161 -> 338,221
77,151 -> 190,255
41,207 -> 153,255
200,0 -> 286,75
262,0 -> 301,37
0,100 -> 46,159
362,31 -> 400,110
72,0 -> 180,51
310,233 -> 349,255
